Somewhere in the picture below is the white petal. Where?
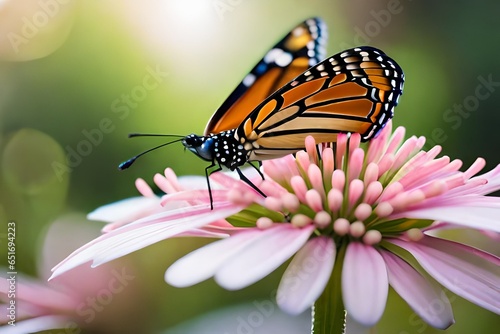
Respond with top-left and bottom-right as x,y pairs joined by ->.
176,229 -> 229,238
50,203 -> 242,279
215,225 -> 315,290
342,242 -> 388,326
400,204 -> 500,233
165,228 -> 265,287
87,196 -> 160,223
390,236 -> 500,314
379,250 -> 454,329
0,316 -> 71,334
277,237 -> 335,315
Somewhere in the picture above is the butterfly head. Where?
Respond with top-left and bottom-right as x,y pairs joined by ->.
182,134 -> 215,162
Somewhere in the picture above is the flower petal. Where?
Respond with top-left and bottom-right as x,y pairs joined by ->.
177,175 -> 211,189
215,224 -> 315,290
50,202 -> 243,279
87,196 -> 160,223
0,276 -> 76,311
277,237 -> 335,315
0,315 -> 72,334
399,201 -> 500,233
469,164 -> 500,195
342,242 -> 388,326
165,228 -> 265,287
176,229 -> 229,238
379,250 -> 454,329
389,236 -> 500,314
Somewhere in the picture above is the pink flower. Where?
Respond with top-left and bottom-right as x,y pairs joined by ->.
0,217 -> 144,333
50,121 -> 500,329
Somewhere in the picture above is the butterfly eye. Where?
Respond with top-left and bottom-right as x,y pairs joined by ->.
182,135 -> 215,162
182,134 -> 202,146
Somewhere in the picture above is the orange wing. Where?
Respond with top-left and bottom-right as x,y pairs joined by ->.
204,18 -> 327,135
235,47 -> 405,160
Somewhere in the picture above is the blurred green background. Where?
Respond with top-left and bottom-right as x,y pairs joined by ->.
0,0 -> 499,333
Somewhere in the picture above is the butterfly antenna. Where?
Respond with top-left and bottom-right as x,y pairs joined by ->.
127,133 -> 185,138
118,136 -> 184,170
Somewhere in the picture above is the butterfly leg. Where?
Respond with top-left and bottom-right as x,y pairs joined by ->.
205,161 -> 222,210
236,168 -> 266,198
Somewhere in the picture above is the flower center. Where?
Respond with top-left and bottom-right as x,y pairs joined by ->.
227,130 -> 438,246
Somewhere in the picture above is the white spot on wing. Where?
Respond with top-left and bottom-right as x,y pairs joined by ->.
264,48 -> 284,64
293,27 -> 306,37
276,52 -> 293,67
379,113 -> 386,123
243,74 -> 256,87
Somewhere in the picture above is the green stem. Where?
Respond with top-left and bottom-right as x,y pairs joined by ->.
311,242 -> 347,334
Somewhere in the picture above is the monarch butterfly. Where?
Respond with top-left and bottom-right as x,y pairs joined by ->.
120,18 -> 405,208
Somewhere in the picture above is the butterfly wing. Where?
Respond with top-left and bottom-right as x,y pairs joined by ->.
204,17 -> 327,136
235,46 -> 405,160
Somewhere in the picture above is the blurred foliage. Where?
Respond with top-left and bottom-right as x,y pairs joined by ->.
0,0 -> 499,333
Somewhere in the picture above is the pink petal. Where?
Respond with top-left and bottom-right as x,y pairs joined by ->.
389,236 -> 500,314
348,148 -> 364,182
50,202 -> 243,279
204,219 -> 240,230
399,201 -> 500,233
0,277 -> 76,311
160,189 -> 232,206
135,178 -> 155,197
215,224 -> 315,290
176,175 -> 209,189
308,164 -> 326,200
87,197 -> 160,223
210,169 -> 262,193
258,178 -> 289,198
342,242 -> 388,326
385,126 -> 406,155
379,250 -> 454,329
392,136 -> 419,171
366,120 -> 392,164
165,228 -> 265,287
335,133 -> 348,168
470,164 -> 500,195
277,237 -> 335,315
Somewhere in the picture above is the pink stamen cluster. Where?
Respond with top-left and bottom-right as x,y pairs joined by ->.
231,122 -> 489,244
